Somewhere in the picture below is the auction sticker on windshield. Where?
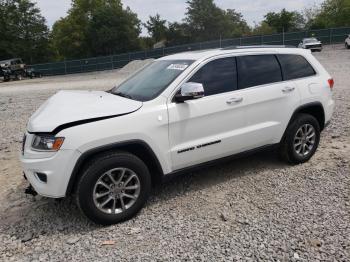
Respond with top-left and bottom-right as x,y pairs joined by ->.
167,64 -> 189,70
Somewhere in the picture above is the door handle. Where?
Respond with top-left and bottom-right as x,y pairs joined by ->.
226,97 -> 243,104
282,86 -> 295,93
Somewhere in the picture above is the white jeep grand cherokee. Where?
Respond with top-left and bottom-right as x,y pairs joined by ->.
21,46 -> 334,225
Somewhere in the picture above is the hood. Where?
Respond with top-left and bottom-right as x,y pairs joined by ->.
27,90 -> 142,133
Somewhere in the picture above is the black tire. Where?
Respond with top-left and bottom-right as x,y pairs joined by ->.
16,74 -> 22,80
280,113 -> 320,164
346,43 -> 350,49
76,151 -> 151,225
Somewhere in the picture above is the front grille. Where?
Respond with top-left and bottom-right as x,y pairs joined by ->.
306,44 -> 322,48
22,134 -> 26,155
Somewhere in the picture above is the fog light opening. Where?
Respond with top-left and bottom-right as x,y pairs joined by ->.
35,172 -> 47,183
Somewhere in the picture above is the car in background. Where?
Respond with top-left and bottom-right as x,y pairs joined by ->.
298,38 -> 322,52
0,58 -> 26,81
345,35 -> 350,49
25,67 -> 42,78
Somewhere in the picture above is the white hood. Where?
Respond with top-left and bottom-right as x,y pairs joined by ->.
305,41 -> 321,46
27,90 -> 142,133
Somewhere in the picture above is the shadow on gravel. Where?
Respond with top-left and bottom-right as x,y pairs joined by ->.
0,147 -> 287,239
151,147 -> 285,204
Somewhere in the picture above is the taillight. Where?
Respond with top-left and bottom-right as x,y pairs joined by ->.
328,78 -> 334,89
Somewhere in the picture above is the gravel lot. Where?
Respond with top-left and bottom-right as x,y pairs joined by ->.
0,46 -> 349,261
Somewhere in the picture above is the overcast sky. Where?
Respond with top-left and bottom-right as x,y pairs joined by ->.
34,0 -> 323,35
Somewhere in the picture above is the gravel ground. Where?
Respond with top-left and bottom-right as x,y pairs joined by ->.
0,46 -> 349,261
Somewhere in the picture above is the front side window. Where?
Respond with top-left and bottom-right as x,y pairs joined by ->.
189,57 -> 237,96
277,54 -> 316,80
237,55 -> 282,89
111,60 -> 194,101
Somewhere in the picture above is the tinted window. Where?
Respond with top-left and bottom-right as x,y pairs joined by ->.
277,54 -> 316,80
189,57 -> 237,96
237,55 -> 282,89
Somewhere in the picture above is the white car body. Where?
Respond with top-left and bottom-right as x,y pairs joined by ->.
298,38 -> 322,52
20,47 -> 334,198
345,35 -> 350,49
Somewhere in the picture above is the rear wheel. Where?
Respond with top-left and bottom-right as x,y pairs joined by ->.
280,114 -> 320,164
77,151 -> 151,225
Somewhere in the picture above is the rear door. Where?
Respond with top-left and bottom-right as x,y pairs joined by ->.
234,54 -> 301,148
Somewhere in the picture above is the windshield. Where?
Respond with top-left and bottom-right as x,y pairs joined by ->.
110,60 -> 194,101
304,38 -> 318,44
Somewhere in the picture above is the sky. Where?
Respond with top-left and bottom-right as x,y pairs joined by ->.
34,0 -> 323,35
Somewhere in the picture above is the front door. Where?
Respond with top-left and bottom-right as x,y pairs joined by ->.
167,57 -> 248,171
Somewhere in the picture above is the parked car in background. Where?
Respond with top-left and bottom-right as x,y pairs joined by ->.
25,67 -> 42,78
345,35 -> 350,49
0,58 -> 26,81
298,38 -> 322,52
21,46 -> 334,225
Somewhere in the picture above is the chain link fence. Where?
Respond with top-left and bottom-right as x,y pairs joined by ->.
31,27 -> 350,76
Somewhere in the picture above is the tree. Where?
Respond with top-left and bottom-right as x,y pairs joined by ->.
185,0 -> 251,42
0,0 -> 50,63
225,9 -> 251,36
166,22 -> 192,46
264,8 -> 305,32
252,22 -> 276,35
87,5 -> 141,56
307,0 -> 350,29
185,0 -> 228,41
50,0 -> 141,59
144,14 -> 168,43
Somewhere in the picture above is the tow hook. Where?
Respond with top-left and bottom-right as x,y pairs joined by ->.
25,185 -> 38,196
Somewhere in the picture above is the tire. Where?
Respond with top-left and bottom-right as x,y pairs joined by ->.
280,113 -> 320,164
76,151 -> 151,225
346,43 -> 350,49
16,73 -> 23,80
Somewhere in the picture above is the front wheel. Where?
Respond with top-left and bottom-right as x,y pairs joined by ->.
76,151 -> 151,225
280,114 -> 320,164
346,43 -> 350,49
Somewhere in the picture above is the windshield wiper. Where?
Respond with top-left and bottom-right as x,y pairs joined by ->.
114,91 -> 133,100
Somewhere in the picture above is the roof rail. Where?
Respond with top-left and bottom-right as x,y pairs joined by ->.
222,45 -> 296,50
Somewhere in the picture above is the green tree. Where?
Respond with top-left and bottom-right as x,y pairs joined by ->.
166,22 -> 192,46
264,8 -> 305,32
185,0 -> 250,41
50,0 -> 141,59
87,5 -> 141,56
144,14 -> 168,43
0,0 -> 50,63
308,0 -> 350,28
252,21 -> 276,35
185,0 -> 228,41
225,9 -> 251,36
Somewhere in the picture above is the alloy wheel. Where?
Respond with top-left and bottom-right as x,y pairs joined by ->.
93,167 -> 141,214
293,124 -> 316,157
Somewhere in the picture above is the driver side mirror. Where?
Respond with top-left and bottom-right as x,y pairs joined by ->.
175,82 -> 205,103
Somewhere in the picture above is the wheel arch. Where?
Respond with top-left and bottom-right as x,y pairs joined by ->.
66,140 -> 164,196
281,102 -> 325,142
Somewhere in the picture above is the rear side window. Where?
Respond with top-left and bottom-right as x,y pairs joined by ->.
277,54 -> 316,80
189,57 -> 237,96
237,55 -> 282,89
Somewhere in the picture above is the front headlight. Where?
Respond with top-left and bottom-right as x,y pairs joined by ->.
31,135 -> 65,151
